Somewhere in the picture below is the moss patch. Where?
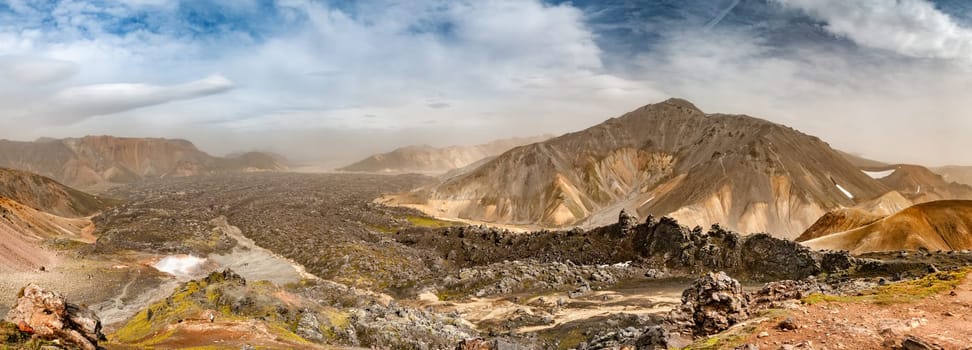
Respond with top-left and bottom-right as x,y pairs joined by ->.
406,215 -> 458,228
804,269 -> 969,306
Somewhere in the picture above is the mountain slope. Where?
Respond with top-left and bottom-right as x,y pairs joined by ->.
339,135 -> 550,174
796,191 -> 913,242
933,165 -> 972,187
385,98 -> 889,238
0,136 -> 287,189
868,164 -> 972,203
0,197 -> 93,272
837,151 -> 889,169
802,200 -> 972,254
0,167 -> 112,217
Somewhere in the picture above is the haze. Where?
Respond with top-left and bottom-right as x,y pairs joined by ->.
1,0 -> 971,167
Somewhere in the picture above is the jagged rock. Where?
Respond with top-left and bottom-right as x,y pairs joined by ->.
678,272 -> 749,337
618,209 -> 638,236
295,313 -> 324,342
455,338 -> 521,350
634,325 -> 671,349
4,283 -> 105,350
750,279 -> 828,310
901,335 -> 943,350
778,317 -> 798,331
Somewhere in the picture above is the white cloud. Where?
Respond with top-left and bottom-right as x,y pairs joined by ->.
0,55 -> 79,84
26,75 -> 234,124
776,0 -> 972,60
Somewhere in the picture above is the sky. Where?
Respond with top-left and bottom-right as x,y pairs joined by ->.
0,0 -> 971,166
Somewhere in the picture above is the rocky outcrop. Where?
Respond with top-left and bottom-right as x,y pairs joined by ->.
4,283 -> 105,350
673,272 -> 749,337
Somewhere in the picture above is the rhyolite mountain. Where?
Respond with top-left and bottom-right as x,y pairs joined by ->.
802,200 -> 972,254
0,167 -> 112,218
0,168 -> 109,272
386,98 -> 893,239
339,135 -> 550,174
0,136 -> 287,189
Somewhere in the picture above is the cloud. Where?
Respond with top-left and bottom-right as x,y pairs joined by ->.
0,55 -> 79,84
0,0 -> 970,166
29,75 -> 234,124
775,0 -> 972,60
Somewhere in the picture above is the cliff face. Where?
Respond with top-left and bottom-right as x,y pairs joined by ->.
0,136 -> 286,189
387,99 -> 888,238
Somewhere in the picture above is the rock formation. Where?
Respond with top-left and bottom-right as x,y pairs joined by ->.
675,271 -> 750,337
4,283 -> 105,350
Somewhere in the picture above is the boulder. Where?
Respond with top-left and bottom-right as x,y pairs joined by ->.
634,325 -> 671,349
678,272 -> 749,336
4,283 -> 105,350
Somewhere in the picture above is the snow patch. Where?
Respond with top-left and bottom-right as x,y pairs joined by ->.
835,183 -> 855,199
153,255 -> 206,278
862,169 -> 896,179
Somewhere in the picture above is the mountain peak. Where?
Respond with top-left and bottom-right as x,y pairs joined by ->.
654,97 -> 701,111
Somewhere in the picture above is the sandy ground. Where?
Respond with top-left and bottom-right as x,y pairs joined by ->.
414,280 -> 688,334
739,275 -> 972,349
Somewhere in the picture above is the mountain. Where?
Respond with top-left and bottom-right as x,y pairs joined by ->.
863,164 -> 972,203
384,98 -> 890,239
796,191 -> 912,242
338,135 -> 550,174
0,167 -> 112,218
802,200 -> 972,254
0,136 -> 287,189
836,151 -> 889,169
0,168 -> 107,271
0,197 -> 93,272
933,165 -> 972,187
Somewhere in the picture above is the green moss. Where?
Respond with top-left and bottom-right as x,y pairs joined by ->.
804,269 -> 969,306
406,215 -> 458,228
685,324 -> 758,350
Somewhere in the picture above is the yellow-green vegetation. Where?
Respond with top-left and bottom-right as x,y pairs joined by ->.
803,269 -> 969,306
683,308 -> 788,350
112,280 -> 205,345
111,271 -> 312,347
406,215 -> 458,228
367,223 -> 399,233
45,238 -> 89,250
542,328 -> 587,350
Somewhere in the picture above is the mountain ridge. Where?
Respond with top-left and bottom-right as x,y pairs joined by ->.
385,98 -> 890,238
339,135 -> 551,174
0,135 -> 287,189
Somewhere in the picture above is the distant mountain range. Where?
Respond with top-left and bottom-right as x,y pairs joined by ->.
338,135 -> 551,174
0,136 -> 287,189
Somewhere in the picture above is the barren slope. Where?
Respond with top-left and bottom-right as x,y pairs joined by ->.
0,136 -> 287,189
873,164 -> 972,203
339,135 -> 550,174
386,98 -> 888,238
933,165 -> 972,187
0,197 -> 93,272
796,191 -> 912,242
0,167 -> 111,217
803,200 -> 972,254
